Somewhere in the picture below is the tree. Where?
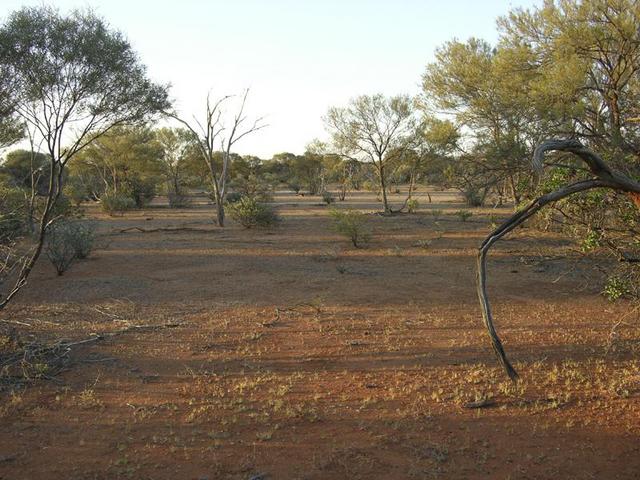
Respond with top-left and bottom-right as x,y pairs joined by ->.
169,89 -> 266,226
155,127 -> 197,206
324,94 -> 416,213
1,149 -> 50,193
499,0 -> 640,159
72,126 -> 163,205
422,38 -> 540,205
478,139 -> 640,380
0,6 -> 169,310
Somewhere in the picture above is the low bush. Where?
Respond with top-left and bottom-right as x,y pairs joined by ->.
63,180 -> 89,207
46,223 -> 77,275
0,185 -> 28,244
168,192 -> 192,208
228,197 -> 280,228
45,221 -> 96,275
101,192 -> 136,214
406,198 -> 419,213
329,208 -> 371,248
126,176 -> 156,207
455,210 -> 473,222
68,221 -> 95,259
322,191 -> 335,205
225,192 -> 243,204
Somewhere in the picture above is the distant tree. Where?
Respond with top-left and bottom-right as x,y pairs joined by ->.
169,89 -> 266,226
72,126 -> 163,206
325,94 -> 416,213
422,38 -> 538,205
0,6 -> 169,310
155,127 -> 196,204
1,149 -> 50,193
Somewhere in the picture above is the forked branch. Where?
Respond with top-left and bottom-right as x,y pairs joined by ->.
477,139 -> 640,380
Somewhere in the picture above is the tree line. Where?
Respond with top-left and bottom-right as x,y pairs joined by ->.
2,0 -> 640,311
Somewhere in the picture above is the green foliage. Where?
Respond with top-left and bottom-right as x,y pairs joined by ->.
225,192 -> 243,204
230,172 -> 274,202
228,197 -> 280,229
67,221 -> 96,259
167,192 -> 191,208
0,149 -> 51,193
45,220 -> 96,275
125,175 -> 156,207
329,208 -> 371,248
45,223 -> 77,276
603,276 -> 631,302
455,210 -> 473,222
406,198 -> 419,213
580,229 -> 601,253
0,7 -> 170,130
101,191 -> 136,214
325,94 -> 416,212
0,183 -> 28,244
63,178 -> 89,207
321,191 -> 335,205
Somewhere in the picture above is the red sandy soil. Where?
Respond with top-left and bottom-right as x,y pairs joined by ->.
0,189 -> 638,479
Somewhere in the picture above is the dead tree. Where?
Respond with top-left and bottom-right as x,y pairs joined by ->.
169,89 -> 266,227
477,139 -> 640,380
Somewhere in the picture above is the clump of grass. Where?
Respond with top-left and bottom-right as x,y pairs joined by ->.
454,210 -> 473,222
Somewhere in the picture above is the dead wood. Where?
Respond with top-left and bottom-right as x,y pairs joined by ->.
0,322 -> 184,386
477,139 -> 640,380
116,226 -> 217,234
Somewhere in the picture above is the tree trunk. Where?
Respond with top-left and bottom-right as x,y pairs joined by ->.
214,188 -> 225,227
378,162 -> 390,213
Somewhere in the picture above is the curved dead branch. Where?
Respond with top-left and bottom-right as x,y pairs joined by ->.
477,139 -> 640,380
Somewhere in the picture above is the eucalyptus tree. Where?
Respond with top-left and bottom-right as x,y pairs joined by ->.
324,94 -> 417,213
0,6 -> 169,309
71,126 -> 163,205
155,127 -> 196,204
422,38 -> 540,205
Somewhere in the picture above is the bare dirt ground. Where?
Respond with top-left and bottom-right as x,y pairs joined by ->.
1,188 -> 639,479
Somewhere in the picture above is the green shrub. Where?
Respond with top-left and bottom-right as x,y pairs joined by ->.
462,188 -> 483,207
63,180 -> 88,207
67,221 -> 95,259
125,176 -> 156,207
603,276 -> 631,302
228,197 -> 280,228
45,222 -> 77,275
430,209 -> 443,221
225,192 -> 243,204
168,192 -> 192,208
101,191 -> 136,214
322,191 -> 335,205
0,184 -> 28,244
231,174 -> 274,202
455,210 -> 473,222
329,208 -> 371,248
406,198 -> 419,213
287,182 -> 301,194
45,221 -> 96,275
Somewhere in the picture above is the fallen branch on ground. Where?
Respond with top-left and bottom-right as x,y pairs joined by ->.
0,322 -> 184,386
116,226 -> 218,234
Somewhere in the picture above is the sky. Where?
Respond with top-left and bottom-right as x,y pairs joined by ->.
2,0 -> 541,158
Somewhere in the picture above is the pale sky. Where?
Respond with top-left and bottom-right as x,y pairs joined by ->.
2,0 -> 540,158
